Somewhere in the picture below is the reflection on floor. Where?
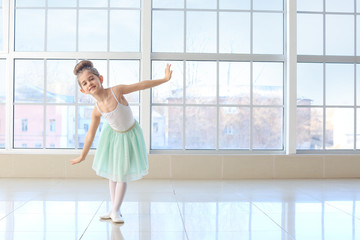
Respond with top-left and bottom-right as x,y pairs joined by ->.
0,178 -> 360,240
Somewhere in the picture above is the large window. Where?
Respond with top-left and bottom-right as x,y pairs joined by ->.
297,0 -> 360,151
151,0 -> 285,151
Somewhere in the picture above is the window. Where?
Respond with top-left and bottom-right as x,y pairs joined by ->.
0,59 -> 5,148
297,0 -> 360,151
151,0 -> 285,151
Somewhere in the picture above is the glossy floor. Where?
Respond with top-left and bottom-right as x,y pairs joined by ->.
0,178 -> 360,240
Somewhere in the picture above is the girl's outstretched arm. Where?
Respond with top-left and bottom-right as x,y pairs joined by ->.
70,107 -> 101,165
115,64 -> 173,95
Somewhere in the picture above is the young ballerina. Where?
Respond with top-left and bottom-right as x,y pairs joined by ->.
70,60 -> 172,223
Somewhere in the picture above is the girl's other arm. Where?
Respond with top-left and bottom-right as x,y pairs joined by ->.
70,107 -> 101,165
115,64 -> 173,95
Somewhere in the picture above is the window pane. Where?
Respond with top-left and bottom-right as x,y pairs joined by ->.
357,64 -> 360,105
16,0 -> 45,7
109,60 -> 139,104
79,0 -> 107,7
46,106 -> 75,148
297,0 -> 323,11
186,107 -> 216,149
78,106 -> 102,149
0,9 -> 3,51
0,60 -> 5,101
219,0 -> 250,10
357,108 -> 360,149
79,10 -> 107,52
326,63 -> 354,106
253,13 -> 283,54
153,0 -> 184,8
110,10 -> 140,52
326,15 -> 354,56
253,0 -> 283,11
253,62 -> 283,105
297,63 -> 323,105
219,12 -> 250,54
186,11 -> 216,53
326,108 -> 354,149
326,0 -> 354,12
152,11 -> 184,52
14,60 -> 44,103
219,62 -> 250,105
358,0 -> 360,12
48,0 -> 76,7
186,0 -> 216,9
152,106 -> 183,149
110,0 -> 140,8
15,10 -> 45,51
47,10 -> 76,52
357,17 -> 360,56
47,60 -> 76,103
253,107 -> 283,149
297,107 -> 323,149
186,61 -> 216,104
0,104 -> 4,148
297,14 -> 323,55
14,105 -> 44,148
219,107 -> 250,149
152,61 -> 183,104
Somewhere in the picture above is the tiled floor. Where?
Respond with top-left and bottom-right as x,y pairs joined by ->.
0,178 -> 360,240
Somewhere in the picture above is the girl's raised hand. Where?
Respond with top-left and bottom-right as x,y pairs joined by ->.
164,64 -> 173,81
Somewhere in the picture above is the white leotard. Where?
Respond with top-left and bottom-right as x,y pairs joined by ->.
96,88 -> 135,132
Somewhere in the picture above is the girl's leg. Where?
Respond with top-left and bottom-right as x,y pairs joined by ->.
111,182 -> 127,215
100,180 -> 117,219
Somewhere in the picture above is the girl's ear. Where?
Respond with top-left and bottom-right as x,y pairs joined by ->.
80,88 -> 85,94
99,75 -> 104,84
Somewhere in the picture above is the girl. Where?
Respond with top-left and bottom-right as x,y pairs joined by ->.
71,60 -> 172,223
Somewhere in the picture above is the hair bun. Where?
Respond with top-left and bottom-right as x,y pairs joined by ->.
73,60 -> 94,75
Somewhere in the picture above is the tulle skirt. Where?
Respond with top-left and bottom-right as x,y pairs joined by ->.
92,120 -> 148,182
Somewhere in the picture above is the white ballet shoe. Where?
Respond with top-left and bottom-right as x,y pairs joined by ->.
99,212 -> 112,220
110,212 -> 124,224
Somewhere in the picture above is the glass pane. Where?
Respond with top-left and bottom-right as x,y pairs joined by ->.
0,104 -> 4,148
14,105 -> 44,149
79,10 -> 107,52
15,10 -> 45,51
151,106 -> 183,149
253,13 -> 283,54
297,107 -> 323,149
46,106 -> 75,148
219,12 -> 250,54
326,0 -> 354,12
219,62 -> 250,105
47,60 -> 76,103
325,108 -> 354,149
326,15 -> 354,56
219,107 -> 250,149
358,0 -> 360,12
109,60 -> 139,104
152,61 -> 183,104
78,60 -> 107,104
297,63 -> 323,105
297,14 -> 323,55
110,0 -> 140,8
0,10 -> 3,51
186,0 -> 216,9
77,106 -> 102,149
79,0 -> 107,7
186,11 -> 216,53
186,61 -> 216,104
220,0 -> 250,10
357,17 -> 360,56
297,0 -> 323,11
0,60 -> 5,101
16,0 -> 45,7
253,0 -> 283,10
48,0 -> 77,7
14,60 -> 44,103
153,0 -> 184,8
47,10 -> 76,52
152,11 -> 184,52
186,107 -> 216,149
253,107 -> 283,149
357,108 -> 360,149
326,63 -> 354,106
253,62 -> 283,105
110,10 -> 140,52
357,64 -> 360,105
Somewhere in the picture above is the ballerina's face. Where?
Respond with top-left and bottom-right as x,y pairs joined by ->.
78,70 -> 104,95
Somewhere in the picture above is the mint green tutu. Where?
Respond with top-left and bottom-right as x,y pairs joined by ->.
92,120 -> 148,182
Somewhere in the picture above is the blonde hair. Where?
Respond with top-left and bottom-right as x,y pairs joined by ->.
73,60 -> 100,86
